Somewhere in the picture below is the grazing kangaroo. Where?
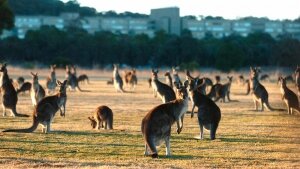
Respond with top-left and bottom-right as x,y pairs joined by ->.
151,69 -> 176,103
213,76 -> 233,103
295,66 -> 300,99
164,71 -> 173,88
30,72 -> 46,106
0,63 -> 29,117
3,80 -> 68,133
141,81 -> 189,158
113,64 -> 124,92
250,67 -> 275,111
106,77 -> 114,85
187,78 -> 221,140
17,82 -> 32,95
88,105 -> 113,130
260,74 -> 270,81
78,74 -> 90,84
45,64 -> 57,94
124,69 -> 138,90
278,77 -> 300,115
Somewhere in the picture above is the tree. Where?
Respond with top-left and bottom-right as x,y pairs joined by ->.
0,0 -> 14,34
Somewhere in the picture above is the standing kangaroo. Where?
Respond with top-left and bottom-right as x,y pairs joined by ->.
151,69 -> 176,103
113,64 -> 124,93
30,72 -> 45,106
0,63 -> 29,117
164,71 -> 173,88
187,78 -> 221,140
295,66 -> 300,99
213,76 -> 233,103
65,65 -> 82,91
3,80 -> 68,133
88,105 -> 113,130
45,64 -> 57,94
124,68 -> 138,90
172,66 -> 182,86
278,77 -> 300,115
141,81 -> 189,158
250,67 -> 275,111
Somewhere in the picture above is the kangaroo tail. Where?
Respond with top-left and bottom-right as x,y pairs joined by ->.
12,108 -> 29,117
3,116 -> 38,133
145,135 -> 158,157
263,102 -> 285,111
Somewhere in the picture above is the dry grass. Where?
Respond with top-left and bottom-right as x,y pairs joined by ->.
0,67 -> 299,168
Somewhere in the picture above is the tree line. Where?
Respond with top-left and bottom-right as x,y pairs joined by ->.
0,26 -> 299,71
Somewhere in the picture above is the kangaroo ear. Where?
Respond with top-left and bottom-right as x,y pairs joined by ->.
30,72 -> 35,76
56,80 -> 62,86
63,80 -> 68,85
88,117 -> 93,121
3,63 -> 7,67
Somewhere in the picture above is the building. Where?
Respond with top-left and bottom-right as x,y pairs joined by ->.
150,7 -> 181,36
1,7 -> 300,40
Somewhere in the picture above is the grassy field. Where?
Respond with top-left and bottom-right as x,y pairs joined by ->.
0,67 -> 299,168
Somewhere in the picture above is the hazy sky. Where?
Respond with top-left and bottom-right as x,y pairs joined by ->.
63,0 -> 300,20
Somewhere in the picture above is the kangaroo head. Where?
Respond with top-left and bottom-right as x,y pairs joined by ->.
151,69 -> 158,80
164,71 -> 171,77
186,78 -> 197,92
66,65 -> 71,73
71,65 -> 77,74
0,63 -> 7,73
50,65 -> 56,72
175,80 -> 189,99
250,66 -> 260,79
31,72 -> 39,82
215,75 -> 221,83
227,76 -> 233,82
57,80 -> 68,93
88,117 -> 97,128
295,66 -> 300,74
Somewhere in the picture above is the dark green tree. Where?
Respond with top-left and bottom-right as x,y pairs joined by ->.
0,0 -> 14,34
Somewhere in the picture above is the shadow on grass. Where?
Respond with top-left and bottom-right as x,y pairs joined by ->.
220,137 -> 275,143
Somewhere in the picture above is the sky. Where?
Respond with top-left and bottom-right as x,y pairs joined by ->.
62,0 -> 300,20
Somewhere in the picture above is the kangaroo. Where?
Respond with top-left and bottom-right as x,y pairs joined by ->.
65,65 -> 83,92
207,75 -> 222,99
260,74 -> 270,81
245,79 -> 251,95
250,67 -> 276,111
30,72 -> 46,106
124,68 -> 138,90
3,80 -> 68,133
295,66 -> 300,99
172,66 -> 182,86
213,76 -> 233,103
88,105 -> 113,130
45,64 -> 57,94
141,81 -> 189,158
0,63 -> 29,117
278,77 -> 300,115
187,78 -> 221,140
106,77 -> 114,85
151,69 -> 176,103
164,71 -> 173,88
78,74 -> 90,84
113,64 -> 124,92
17,82 -> 32,95
15,76 -> 25,90
238,75 -> 245,86
185,70 -> 210,94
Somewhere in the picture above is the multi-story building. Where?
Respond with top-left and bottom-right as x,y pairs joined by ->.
1,7 -> 300,40
150,7 -> 181,36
